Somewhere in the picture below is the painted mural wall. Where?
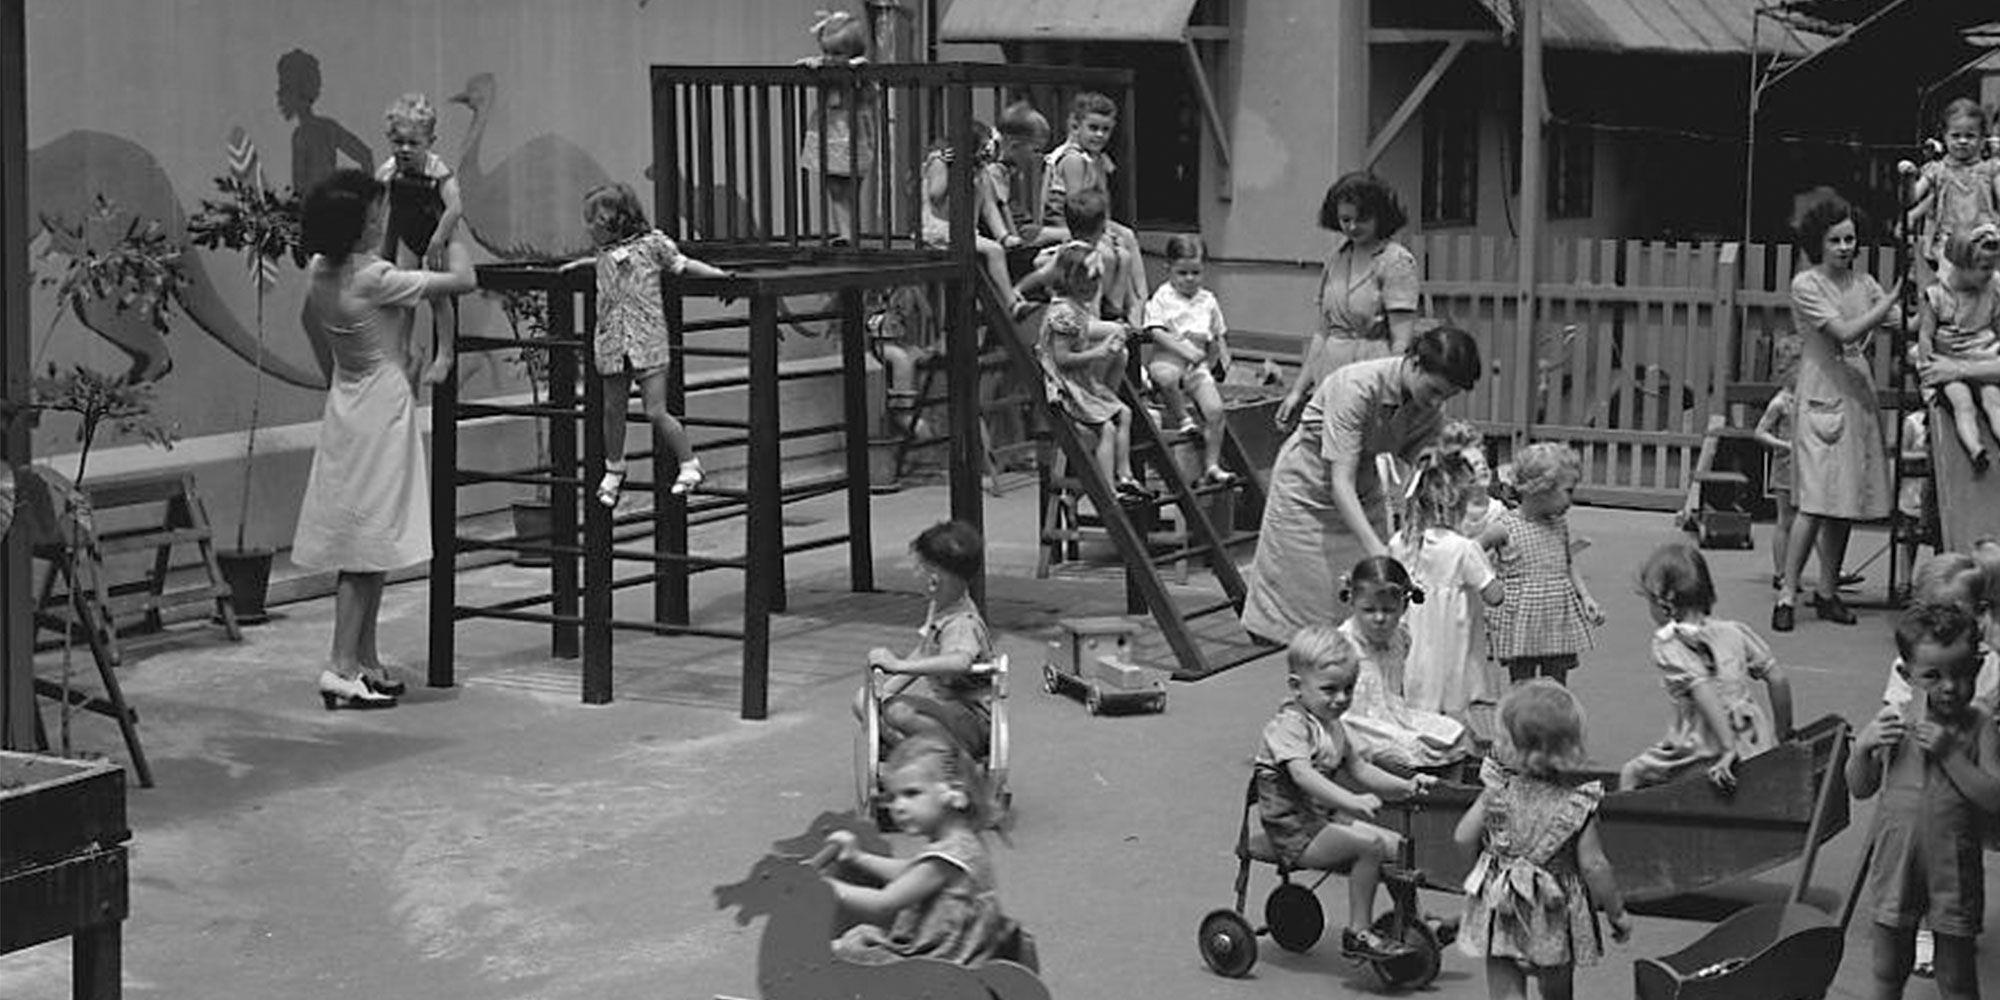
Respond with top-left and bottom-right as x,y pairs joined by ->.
23,0 -> 841,550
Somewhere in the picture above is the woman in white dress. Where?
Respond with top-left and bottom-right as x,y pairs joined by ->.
292,168 -> 474,708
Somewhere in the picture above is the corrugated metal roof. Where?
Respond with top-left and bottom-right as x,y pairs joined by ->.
1478,0 -> 1817,56
939,0 -> 1202,44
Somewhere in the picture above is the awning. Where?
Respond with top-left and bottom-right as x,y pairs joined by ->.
939,0 -> 1202,44
1477,0 -> 1817,57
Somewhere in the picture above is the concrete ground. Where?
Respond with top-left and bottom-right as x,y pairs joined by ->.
0,479 -> 1985,999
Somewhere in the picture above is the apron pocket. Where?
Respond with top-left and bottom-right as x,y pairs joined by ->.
1803,399 -> 1846,445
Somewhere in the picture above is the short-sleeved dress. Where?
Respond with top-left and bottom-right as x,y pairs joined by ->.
1916,158 -> 2000,263
1038,297 -> 1123,426
1337,618 -> 1474,770
1789,268 -> 1893,521
591,230 -> 688,376
832,827 -> 1011,965
1312,235 -> 1419,376
1389,527 -> 1497,715
1487,509 -> 1594,662
1923,272 -> 2000,361
885,596 -> 996,755
1242,357 -> 1448,643
291,254 -> 434,572
1143,283 -> 1227,388
1254,698 -> 1361,865
375,152 -> 452,258
1863,701 -> 1994,938
1764,389 -> 1796,496
800,89 -> 876,179
1621,620 -> 1780,787
1460,759 -> 1608,969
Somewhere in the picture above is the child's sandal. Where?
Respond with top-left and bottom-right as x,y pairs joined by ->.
1201,466 -> 1240,487
671,460 -> 705,496
597,465 -> 627,508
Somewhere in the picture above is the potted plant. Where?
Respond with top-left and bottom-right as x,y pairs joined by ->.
494,285 -> 556,567
184,129 -> 304,622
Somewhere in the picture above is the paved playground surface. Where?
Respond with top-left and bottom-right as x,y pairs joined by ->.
0,481 -> 1988,1000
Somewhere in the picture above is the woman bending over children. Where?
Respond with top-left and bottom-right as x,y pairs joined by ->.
1336,555 -> 1479,770
1142,234 -> 1238,487
1918,223 -> 2000,472
1479,442 -> 1603,685
862,520 -> 995,756
1619,543 -> 1793,791
1038,243 -> 1149,503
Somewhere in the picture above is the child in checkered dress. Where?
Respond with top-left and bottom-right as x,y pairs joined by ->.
1477,443 -> 1603,686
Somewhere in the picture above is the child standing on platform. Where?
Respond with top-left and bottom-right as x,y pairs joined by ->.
1918,224 -> 2000,472
560,183 -> 732,507
1254,623 -> 1435,962
1456,680 -> 1631,1000
1337,555 -> 1478,770
1619,543 -> 1794,791
1906,99 -> 1999,270
1389,453 -> 1502,722
376,93 -> 463,385
798,9 -> 874,246
863,520 -> 996,756
1039,243 -> 1148,503
1040,92 -> 1146,320
1479,442 -> 1603,685
1142,234 -> 1237,486
1850,603 -> 2000,1000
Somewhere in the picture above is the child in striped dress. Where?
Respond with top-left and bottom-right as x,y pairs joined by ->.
1477,443 -> 1603,686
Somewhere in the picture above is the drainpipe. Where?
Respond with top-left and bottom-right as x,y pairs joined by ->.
1515,0 -> 1544,444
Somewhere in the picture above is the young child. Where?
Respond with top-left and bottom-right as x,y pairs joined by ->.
1037,243 -> 1148,503
1906,99 -> 1999,270
1456,680 -> 1632,1000
376,93 -> 463,385
1389,454 -> 1504,721
991,101 -> 1056,246
920,120 -> 1023,312
1479,442 -> 1604,685
1619,543 -> 1795,791
1754,377 -> 1800,587
1849,602 -> 2000,1000
1254,622 -> 1435,962
822,735 -> 1016,965
559,183 -> 731,506
1440,420 -> 1500,537
1918,224 -> 2000,472
867,285 -> 934,440
863,520 -> 996,755
1337,555 -> 1479,770
1142,234 -> 1237,486
1014,188 -> 1117,317
1881,549 -> 2000,710
1039,92 -> 1146,319
797,9 -> 874,246
1894,409 -> 1936,604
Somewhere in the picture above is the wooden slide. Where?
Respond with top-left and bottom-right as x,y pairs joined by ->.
1930,401 -> 2000,551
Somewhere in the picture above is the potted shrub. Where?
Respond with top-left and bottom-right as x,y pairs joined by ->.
494,285 -> 555,567
185,130 -> 304,622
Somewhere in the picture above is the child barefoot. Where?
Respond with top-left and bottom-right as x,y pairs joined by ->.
861,520 -> 996,755
376,93 -> 463,385
1389,454 -> 1503,720
1457,680 -> 1632,999
1478,442 -> 1603,685
1918,224 -> 2000,472
1337,555 -> 1479,770
560,183 -> 731,506
1255,623 -> 1435,961
797,9 -> 874,246
1142,234 -> 1238,486
823,736 -> 1017,965
1850,603 -> 2000,1000
1038,243 -> 1148,503
1619,543 -> 1794,791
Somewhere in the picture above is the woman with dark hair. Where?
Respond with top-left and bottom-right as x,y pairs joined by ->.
1771,194 -> 1901,633
1243,327 -> 1483,644
291,168 -> 476,707
1277,171 -> 1421,428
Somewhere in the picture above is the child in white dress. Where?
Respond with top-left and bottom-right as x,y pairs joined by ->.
1338,555 -> 1478,770
1389,452 -> 1503,721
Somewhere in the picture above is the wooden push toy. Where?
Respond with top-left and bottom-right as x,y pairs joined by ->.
1042,616 -> 1168,715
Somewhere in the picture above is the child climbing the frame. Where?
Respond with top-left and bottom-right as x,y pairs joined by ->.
1039,92 -> 1146,319
1336,555 -> 1479,771
1038,243 -> 1150,503
798,8 -> 875,246
1456,680 -> 1632,1000
376,93 -> 464,385
1619,543 -> 1794,791
919,120 -> 1024,313
1254,622 -> 1436,962
821,735 -> 1020,965
560,182 -> 733,507
1388,453 -> 1503,722
1918,224 -> 2000,473
1478,442 -> 1604,685
860,519 -> 996,756
1906,98 -> 1999,271
1849,602 -> 2000,1000
1142,234 -> 1237,486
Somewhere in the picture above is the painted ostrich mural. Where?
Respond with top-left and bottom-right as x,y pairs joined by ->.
449,72 -> 613,261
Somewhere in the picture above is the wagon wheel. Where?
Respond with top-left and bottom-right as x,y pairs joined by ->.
1368,912 -> 1442,990
1084,686 -> 1103,715
1196,909 -> 1258,978
1042,663 -> 1060,695
1264,882 -> 1323,953
855,673 -> 883,815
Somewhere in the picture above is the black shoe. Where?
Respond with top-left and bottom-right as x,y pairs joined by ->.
1816,594 -> 1858,625
1771,603 -> 1795,633
1837,572 -> 1866,590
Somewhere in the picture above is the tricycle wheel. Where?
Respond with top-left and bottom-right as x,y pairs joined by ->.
1150,692 -> 1168,714
1085,686 -> 1103,715
1041,664 -> 1060,694
1368,912 -> 1441,990
1264,882 -> 1323,953
1196,909 -> 1258,978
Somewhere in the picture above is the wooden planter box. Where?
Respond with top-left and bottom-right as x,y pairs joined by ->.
0,751 -> 130,998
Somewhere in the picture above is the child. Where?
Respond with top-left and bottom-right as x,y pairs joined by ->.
1337,555 -> 1479,770
867,285 -> 934,440
1918,224 -> 2000,472
1479,442 -> 1604,685
1039,92 -> 1146,319
1389,454 -> 1503,721
1894,409 -> 1936,604
823,736 -> 1016,965
1754,377 -> 1800,587
1440,420 -> 1500,537
559,183 -> 731,507
797,9 -> 874,246
991,101 -> 1055,246
1881,549 -> 2000,710
1038,243 -> 1148,503
1254,622 -> 1435,962
376,93 -> 463,385
1619,543 -> 1795,791
1014,188 -> 1117,318
1456,680 -> 1632,1000
862,520 -> 996,755
1906,99 -> 1999,270
1142,234 -> 1237,485
920,121 -> 1023,312
1849,602 -> 2000,1000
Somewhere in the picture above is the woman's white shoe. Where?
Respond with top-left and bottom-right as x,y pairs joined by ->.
319,669 -> 397,710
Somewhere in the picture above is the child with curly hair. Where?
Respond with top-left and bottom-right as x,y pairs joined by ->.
1478,443 -> 1603,685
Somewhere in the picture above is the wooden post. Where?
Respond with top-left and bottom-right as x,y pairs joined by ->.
658,282 -> 690,625
581,295 -> 612,705
1,0 -> 34,749
743,293 -> 781,720
1513,0 -> 1545,444
838,287 -> 875,593
427,316 -> 458,688
548,289 -> 581,660
945,78 -> 985,601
